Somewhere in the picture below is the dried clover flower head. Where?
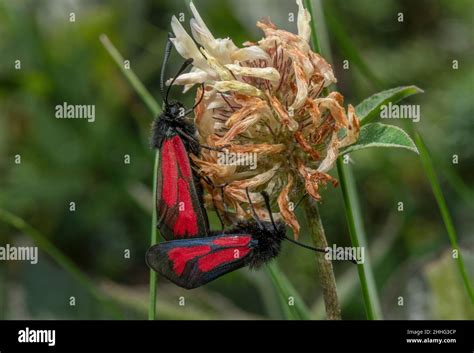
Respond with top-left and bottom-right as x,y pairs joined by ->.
169,0 -> 359,238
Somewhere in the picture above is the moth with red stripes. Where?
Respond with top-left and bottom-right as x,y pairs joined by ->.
151,33 -> 214,241
146,189 -> 348,289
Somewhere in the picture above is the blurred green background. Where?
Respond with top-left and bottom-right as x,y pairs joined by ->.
0,0 -> 472,320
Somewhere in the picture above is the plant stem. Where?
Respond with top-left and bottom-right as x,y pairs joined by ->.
148,153 -> 160,319
304,0 -> 382,319
100,34 -> 163,319
303,198 -> 341,320
0,208 -> 122,319
415,133 -> 474,304
303,0 -> 342,320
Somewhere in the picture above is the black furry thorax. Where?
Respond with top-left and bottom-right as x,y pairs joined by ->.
224,220 -> 286,269
150,101 -> 199,154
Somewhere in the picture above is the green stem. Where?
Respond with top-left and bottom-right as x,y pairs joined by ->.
415,133 -> 474,304
303,198 -> 341,320
0,208 -> 122,319
99,34 -> 161,116
266,262 -> 311,320
303,0 -> 341,320
100,34 -> 163,319
304,0 -> 382,319
336,160 -> 383,319
304,0 -> 322,57
148,152 -> 160,319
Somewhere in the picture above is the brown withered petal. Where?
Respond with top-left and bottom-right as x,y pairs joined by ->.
190,155 -> 237,179
226,143 -> 286,155
291,61 -> 309,110
228,164 -> 281,190
315,96 -> 348,129
277,174 -> 301,239
217,114 -> 264,145
225,98 -> 269,127
294,131 -> 320,161
266,92 -> 299,131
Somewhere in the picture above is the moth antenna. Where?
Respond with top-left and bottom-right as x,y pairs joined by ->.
165,58 -> 194,106
245,187 -> 264,229
211,190 -> 225,231
260,191 -> 277,232
284,236 -> 327,253
185,83 -> 205,116
284,236 -> 358,264
220,184 -> 228,214
160,33 -> 174,104
293,193 -> 308,212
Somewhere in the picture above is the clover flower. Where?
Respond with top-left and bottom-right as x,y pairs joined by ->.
168,0 -> 359,238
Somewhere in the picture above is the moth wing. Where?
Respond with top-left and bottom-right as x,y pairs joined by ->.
146,234 -> 254,289
156,135 -> 209,240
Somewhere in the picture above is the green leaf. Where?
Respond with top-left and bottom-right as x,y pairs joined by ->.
356,86 -> 423,125
341,123 -> 418,155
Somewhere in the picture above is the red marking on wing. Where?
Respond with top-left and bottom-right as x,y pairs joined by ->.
172,136 -> 192,179
198,247 -> 251,272
168,245 -> 211,276
161,139 -> 178,207
173,179 -> 199,237
213,236 -> 251,247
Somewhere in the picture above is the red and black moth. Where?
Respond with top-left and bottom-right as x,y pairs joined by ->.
146,189 -> 350,289
151,33 -> 214,241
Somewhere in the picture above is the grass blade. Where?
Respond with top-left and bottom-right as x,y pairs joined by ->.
100,34 -> 162,319
415,133 -> 474,304
99,34 -> 161,116
336,160 -> 383,319
0,208 -> 122,319
323,1 -> 383,89
148,153 -> 159,320
266,262 -> 310,320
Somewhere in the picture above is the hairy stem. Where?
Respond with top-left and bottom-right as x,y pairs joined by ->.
303,198 -> 341,320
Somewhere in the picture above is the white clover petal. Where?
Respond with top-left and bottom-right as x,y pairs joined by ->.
166,68 -> 211,86
213,80 -> 264,97
189,1 -> 215,41
200,48 -> 233,80
231,46 -> 271,62
189,2 -> 238,64
225,64 -> 280,81
296,0 -> 311,43
210,38 -> 239,64
170,16 -> 211,74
